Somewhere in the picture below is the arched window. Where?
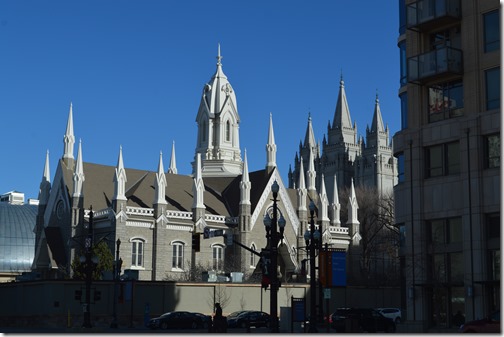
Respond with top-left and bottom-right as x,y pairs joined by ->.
212,244 -> 225,271
172,241 -> 185,270
131,238 -> 145,267
250,243 -> 257,268
225,120 -> 231,142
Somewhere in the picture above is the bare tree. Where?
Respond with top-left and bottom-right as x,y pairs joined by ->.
207,284 -> 232,312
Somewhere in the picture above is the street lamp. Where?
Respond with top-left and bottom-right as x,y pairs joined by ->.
262,180 -> 286,333
304,200 -> 320,333
111,238 -> 122,328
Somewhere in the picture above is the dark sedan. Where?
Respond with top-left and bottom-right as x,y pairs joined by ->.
227,310 -> 270,328
330,308 -> 396,333
147,311 -> 208,330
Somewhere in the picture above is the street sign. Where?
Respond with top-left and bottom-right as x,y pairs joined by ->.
324,288 -> 331,299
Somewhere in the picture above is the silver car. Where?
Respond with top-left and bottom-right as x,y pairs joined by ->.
376,308 -> 402,324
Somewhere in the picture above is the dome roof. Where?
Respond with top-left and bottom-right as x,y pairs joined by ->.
0,203 -> 36,272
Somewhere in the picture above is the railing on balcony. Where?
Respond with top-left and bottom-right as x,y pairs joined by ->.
407,0 -> 461,30
407,46 -> 462,83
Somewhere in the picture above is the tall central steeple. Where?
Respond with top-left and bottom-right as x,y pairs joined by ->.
194,44 -> 242,177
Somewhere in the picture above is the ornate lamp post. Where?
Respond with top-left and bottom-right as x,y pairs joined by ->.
80,206 -> 98,328
304,201 -> 320,333
263,180 -> 286,333
111,238 -> 122,328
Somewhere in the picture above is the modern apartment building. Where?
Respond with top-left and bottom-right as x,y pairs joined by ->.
393,0 -> 500,331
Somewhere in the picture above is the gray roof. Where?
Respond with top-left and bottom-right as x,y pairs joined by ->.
0,203 -> 36,272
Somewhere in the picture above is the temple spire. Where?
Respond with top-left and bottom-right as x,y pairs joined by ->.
38,150 -> 51,205
330,174 -> 341,226
332,75 -> 352,129
266,112 -> 277,170
168,141 -> 177,174
154,151 -> 167,205
370,91 -> 385,133
72,139 -> 85,198
113,146 -> 127,201
63,102 -> 75,165
239,149 -> 251,205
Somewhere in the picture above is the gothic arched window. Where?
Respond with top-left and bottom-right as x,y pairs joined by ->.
131,238 -> 145,267
171,241 -> 185,270
225,120 -> 231,142
250,243 -> 257,268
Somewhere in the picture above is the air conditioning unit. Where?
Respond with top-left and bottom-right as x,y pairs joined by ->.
230,272 -> 243,283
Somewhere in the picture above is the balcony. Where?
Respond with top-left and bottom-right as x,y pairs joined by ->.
407,0 -> 461,31
407,46 -> 463,83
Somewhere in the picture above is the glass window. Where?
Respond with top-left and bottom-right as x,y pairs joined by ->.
399,224 -> 406,248
448,218 -> 462,243
172,242 -> 184,269
131,239 -> 144,267
399,41 -> 407,86
484,10 -> 500,53
426,142 -> 459,178
400,92 -> 408,129
486,213 -> 500,239
485,134 -> 500,168
485,68 -> 500,110
426,144 -> 443,177
428,81 -> 463,122
226,121 -> 231,142
397,152 -> 405,183
449,252 -> 463,281
399,0 -> 406,35
213,245 -> 224,271
446,142 -> 460,175
431,219 -> 445,245
489,250 -> 500,281
429,217 -> 462,245
250,244 -> 256,267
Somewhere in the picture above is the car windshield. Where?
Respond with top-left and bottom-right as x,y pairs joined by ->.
228,311 -> 247,318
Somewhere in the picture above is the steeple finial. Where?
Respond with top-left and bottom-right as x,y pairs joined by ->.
168,141 -> 177,174
72,139 -> 85,198
38,150 -> 51,205
239,149 -> 251,206
266,113 -> 277,170
154,151 -> 167,205
113,145 -> 127,202
63,102 -> 75,162
217,43 -> 222,66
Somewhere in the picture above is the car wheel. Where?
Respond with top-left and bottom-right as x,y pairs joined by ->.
191,321 -> 198,329
161,322 -> 168,330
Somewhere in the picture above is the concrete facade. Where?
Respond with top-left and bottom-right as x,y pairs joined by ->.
394,0 -> 500,332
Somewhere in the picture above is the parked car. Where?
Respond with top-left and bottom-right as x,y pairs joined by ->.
329,308 -> 396,333
377,307 -> 402,324
460,310 -> 500,333
147,311 -> 208,329
227,310 -> 270,328
192,312 -> 212,329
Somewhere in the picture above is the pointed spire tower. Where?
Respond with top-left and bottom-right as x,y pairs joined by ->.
307,142 -> 317,200
192,153 -> 206,221
194,44 -> 242,177
38,150 -> 51,205
63,102 -> 75,168
113,146 -> 127,206
168,141 -> 177,174
154,151 -> 167,205
266,113 -> 277,173
318,174 -> 330,223
347,178 -> 361,246
73,139 -> 85,198
330,174 -> 341,227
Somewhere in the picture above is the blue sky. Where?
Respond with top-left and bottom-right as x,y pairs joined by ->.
0,1 -> 400,201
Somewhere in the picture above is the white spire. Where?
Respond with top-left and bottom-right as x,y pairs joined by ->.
307,143 -> 316,193
38,150 -> 51,205
296,157 -> 307,212
371,92 -> 385,133
168,141 -> 177,174
192,153 -> 206,209
63,102 -> 75,161
332,74 -> 353,129
113,146 -> 127,201
331,174 -> 341,226
72,139 -> 85,198
347,178 -> 360,225
266,112 -> 277,169
239,149 -> 251,205
318,174 -> 329,222
154,151 -> 167,205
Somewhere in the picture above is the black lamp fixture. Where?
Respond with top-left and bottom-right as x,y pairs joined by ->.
262,180 -> 286,333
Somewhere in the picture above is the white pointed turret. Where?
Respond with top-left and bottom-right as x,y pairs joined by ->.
318,174 -> 330,222
332,74 -> 352,130
168,141 -> 177,174
239,149 -> 251,205
63,102 -> 75,163
192,153 -> 206,209
371,92 -> 385,134
266,112 -> 277,170
154,151 -> 167,205
72,139 -> 85,198
38,150 -> 51,205
347,178 -> 360,245
297,157 -> 307,211
307,143 -> 317,197
304,113 -> 317,149
113,146 -> 127,201
330,174 -> 341,226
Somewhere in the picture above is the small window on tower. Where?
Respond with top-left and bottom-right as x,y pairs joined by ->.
226,120 -> 231,142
